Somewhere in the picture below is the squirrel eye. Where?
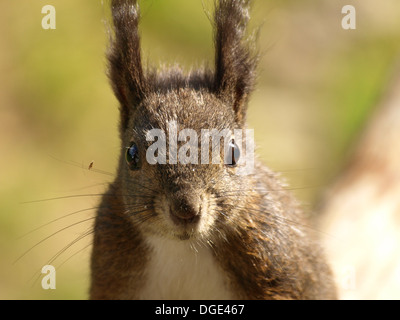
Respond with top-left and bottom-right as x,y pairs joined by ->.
126,143 -> 140,170
226,140 -> 240,167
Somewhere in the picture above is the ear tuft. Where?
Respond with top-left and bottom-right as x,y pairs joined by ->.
109,0 -> 148,131
213,0 -> 259,125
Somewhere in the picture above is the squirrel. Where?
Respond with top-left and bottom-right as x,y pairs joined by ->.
89,0 -> 337,300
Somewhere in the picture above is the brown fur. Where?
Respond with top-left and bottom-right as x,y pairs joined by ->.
90,0 -> 336,300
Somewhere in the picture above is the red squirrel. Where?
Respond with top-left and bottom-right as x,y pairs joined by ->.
89,0 -> 337,299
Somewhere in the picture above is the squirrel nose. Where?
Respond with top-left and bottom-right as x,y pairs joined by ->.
170,195 -> 201,223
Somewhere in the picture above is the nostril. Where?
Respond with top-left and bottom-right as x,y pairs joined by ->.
169,197 -> 201,224
174,207 -> 198,220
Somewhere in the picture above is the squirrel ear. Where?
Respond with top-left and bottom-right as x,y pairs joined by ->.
213,0 -> 258,125
108,0 -> 148,131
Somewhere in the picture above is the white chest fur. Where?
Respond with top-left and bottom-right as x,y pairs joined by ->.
138,236 -> 235,300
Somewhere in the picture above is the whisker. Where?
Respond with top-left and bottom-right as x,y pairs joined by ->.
17,202 -> 138,237
17,206 -> 98,239
47,154 -> 115,177
47,228 -> 94,267
19,198 -> 156,240
57,242 -> 93,271
127,207 -> 157,224
133,214 -> 156,225
20,193 -> 113,204
13,217 -> 95,265
216,209 -> 228,218
29,228 -> 94,287
20,192 -> 155,204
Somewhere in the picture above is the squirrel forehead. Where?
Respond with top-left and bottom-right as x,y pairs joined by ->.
134,89 -> 236,131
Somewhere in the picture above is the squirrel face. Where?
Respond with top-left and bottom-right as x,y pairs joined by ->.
119,87 -> 252,241
108,0 -> 258,241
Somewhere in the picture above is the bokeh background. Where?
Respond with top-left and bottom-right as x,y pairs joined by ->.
1,0 -> 399,299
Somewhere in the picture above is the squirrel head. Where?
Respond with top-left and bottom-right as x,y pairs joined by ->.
108,0 -> 259,241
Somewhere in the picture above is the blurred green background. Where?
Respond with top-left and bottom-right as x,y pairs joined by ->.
0,0 -> 399,299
